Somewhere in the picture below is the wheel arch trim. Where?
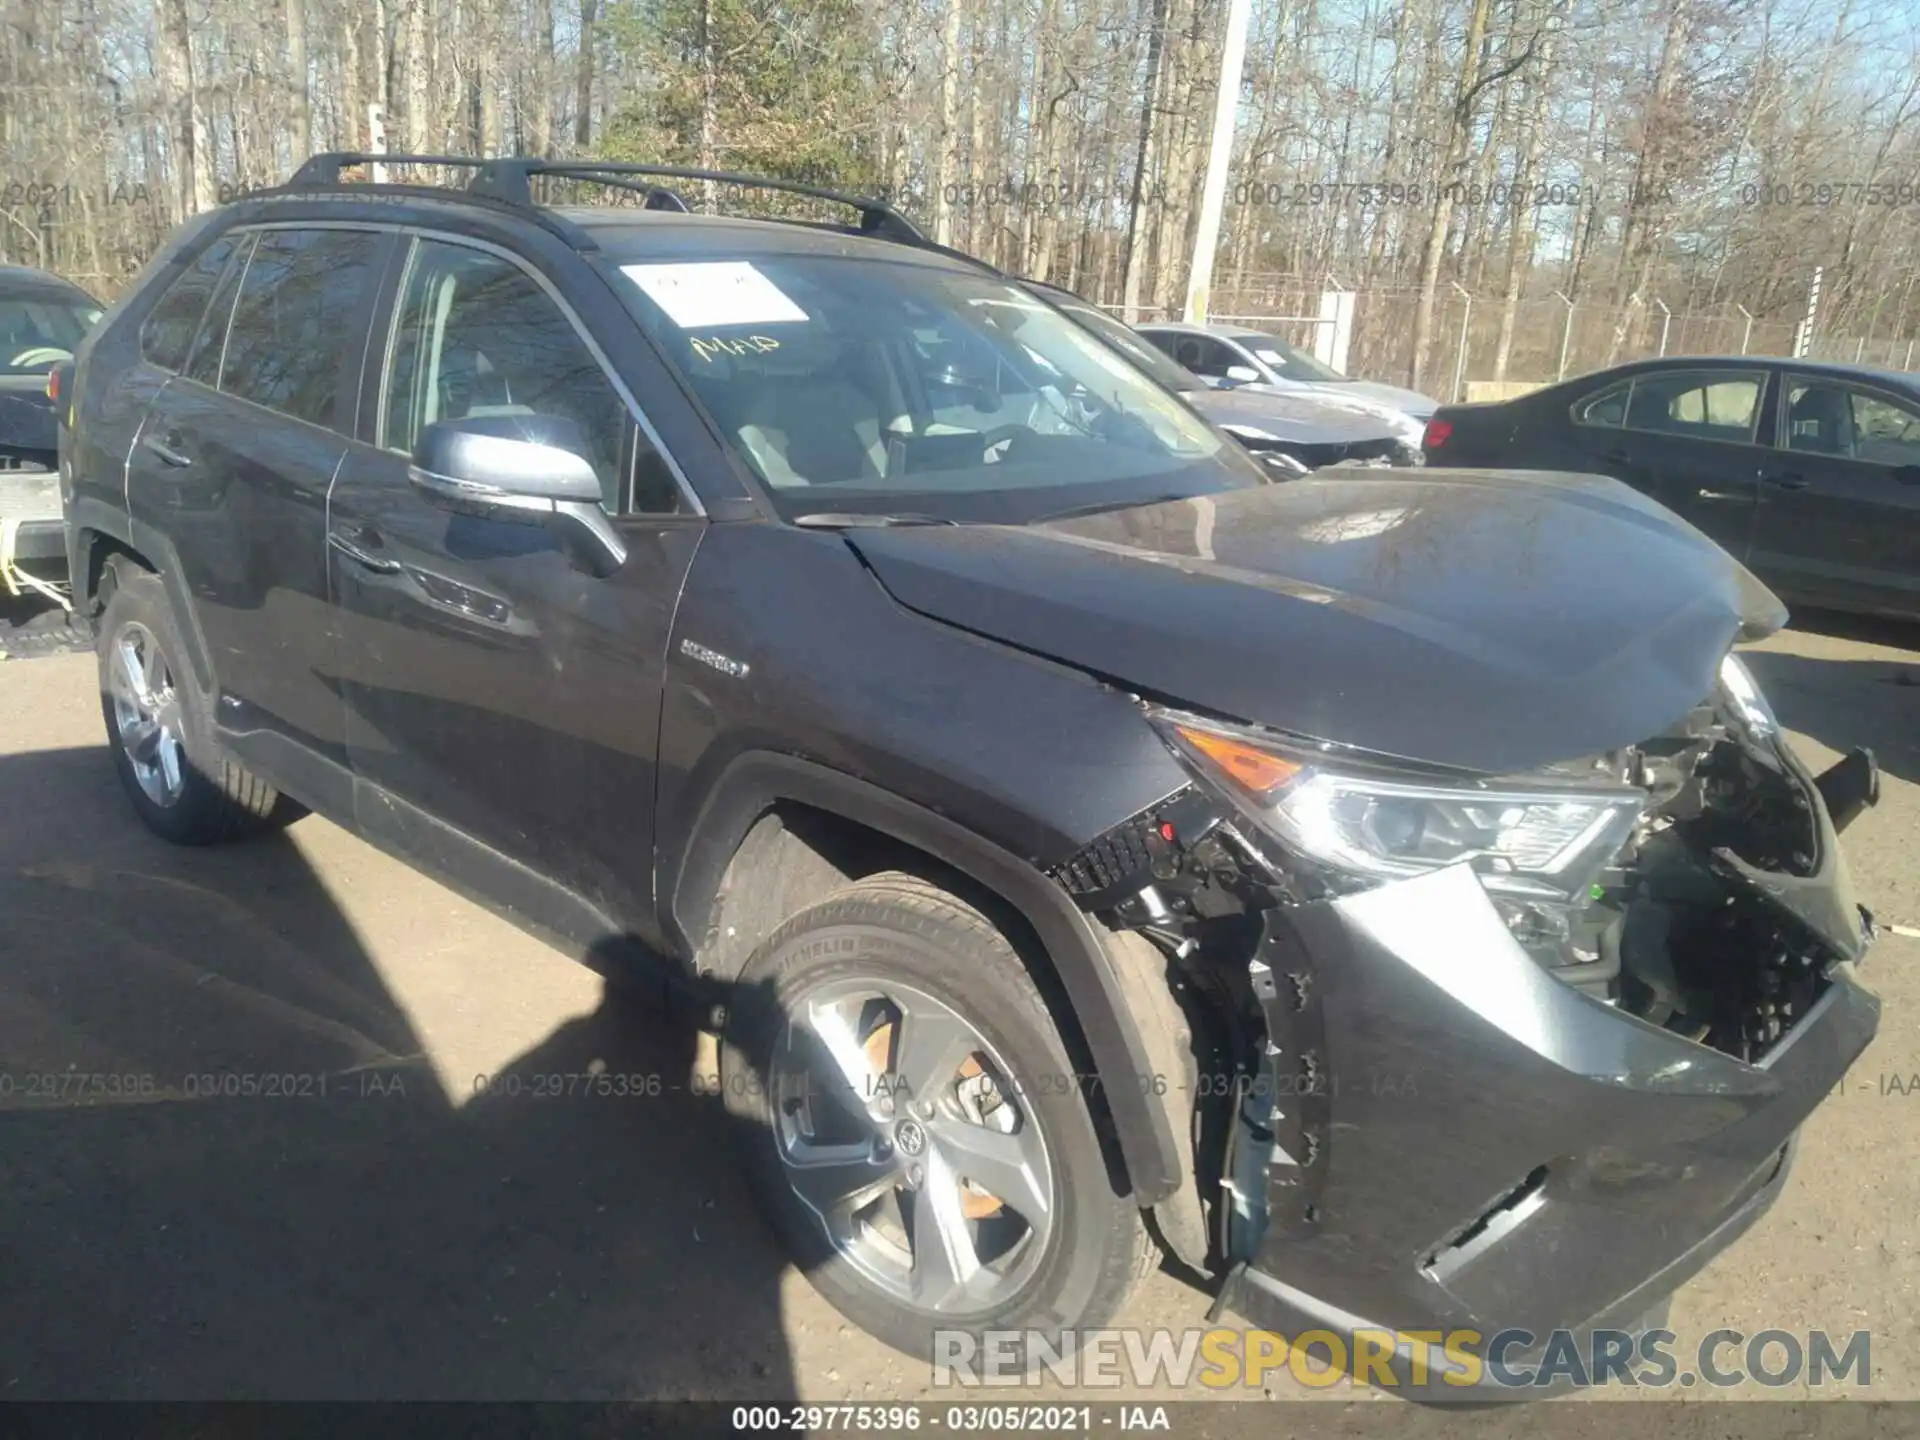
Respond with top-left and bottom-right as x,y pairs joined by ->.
668,750 -> 1186,1204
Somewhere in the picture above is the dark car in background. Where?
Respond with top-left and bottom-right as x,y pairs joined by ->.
1,264 -> 104,586
60,155 -> 1881,1396
1424,355 -> 1920,621
1022,281 -> 1418,470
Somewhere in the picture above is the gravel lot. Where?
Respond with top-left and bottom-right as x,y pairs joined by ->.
1,612 -> 1916,1416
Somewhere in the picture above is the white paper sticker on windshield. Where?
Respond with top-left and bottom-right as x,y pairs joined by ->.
621,261 -> 808,329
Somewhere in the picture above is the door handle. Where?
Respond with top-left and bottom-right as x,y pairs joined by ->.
328,528 -> 403,574
1695,488 -> 1748,502
1601,449 -> 1634,465
143,432 -> 192,467
1762,472 -> 1810,490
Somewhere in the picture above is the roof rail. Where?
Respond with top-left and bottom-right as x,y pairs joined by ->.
288,152 -> 496,186
281,152 -> 973,264
471,160 -> 927,243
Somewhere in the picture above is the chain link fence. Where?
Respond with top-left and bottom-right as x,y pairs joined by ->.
1191,277 -> 1920,400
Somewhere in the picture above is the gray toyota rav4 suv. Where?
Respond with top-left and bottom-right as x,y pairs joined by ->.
60,154 -> 1882,1396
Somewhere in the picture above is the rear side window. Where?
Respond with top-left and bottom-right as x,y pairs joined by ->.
139,235 -> 240,370
220,228 -> 384,429
1575,371 -> 1761,442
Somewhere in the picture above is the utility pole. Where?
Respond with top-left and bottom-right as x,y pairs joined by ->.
1794,267 -> 1823,358
368,104 -> 389,184
1182,0 -> 1253,324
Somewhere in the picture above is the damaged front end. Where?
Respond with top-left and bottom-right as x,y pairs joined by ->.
1052,652 -> 1882,1395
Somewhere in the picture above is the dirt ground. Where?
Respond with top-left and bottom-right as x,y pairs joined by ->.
1,610 -> 1916,1417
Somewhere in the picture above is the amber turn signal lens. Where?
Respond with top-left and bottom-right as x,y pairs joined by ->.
1174,725 -> 1301,796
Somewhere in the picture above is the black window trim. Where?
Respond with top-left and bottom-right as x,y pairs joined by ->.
372,226 -> 704,519
1568,366 -> 1771,448
1777,370 -> 1920,468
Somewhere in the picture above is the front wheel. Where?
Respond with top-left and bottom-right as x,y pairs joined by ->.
722,872 -> 1152,1366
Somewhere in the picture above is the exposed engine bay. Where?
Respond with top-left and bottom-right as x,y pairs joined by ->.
1052,659 -> 1881,1272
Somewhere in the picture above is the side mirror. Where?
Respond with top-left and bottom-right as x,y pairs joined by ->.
409,414 -> 627,574
1224,364 -> 1261,385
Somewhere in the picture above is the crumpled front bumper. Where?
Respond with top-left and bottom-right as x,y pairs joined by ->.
1229,857 -> 1879,1400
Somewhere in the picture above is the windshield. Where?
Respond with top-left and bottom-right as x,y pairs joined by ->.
1240,333 -> 1348,384
619,254 -> 1258,522
0,292 -> 102,375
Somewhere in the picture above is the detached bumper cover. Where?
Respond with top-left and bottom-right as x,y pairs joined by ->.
1234,859 -> 1878,1396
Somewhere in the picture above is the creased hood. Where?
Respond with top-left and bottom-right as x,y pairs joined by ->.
848,470 -> 1787,775
1189,385 -> 1404,445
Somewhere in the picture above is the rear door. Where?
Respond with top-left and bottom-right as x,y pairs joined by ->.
126,224 -> 392,783
1555,366 -> 1769,557
327,231 -> 704,935
1750,373 -> 1920,615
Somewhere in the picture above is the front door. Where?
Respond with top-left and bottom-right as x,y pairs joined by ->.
326,234 -> 703,938
1751,374 -> 1920,615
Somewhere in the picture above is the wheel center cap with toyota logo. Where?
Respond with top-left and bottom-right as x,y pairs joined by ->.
893,1118 -> 928,1157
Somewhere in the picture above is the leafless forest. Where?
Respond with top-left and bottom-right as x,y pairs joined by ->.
2,0 -> 1918,388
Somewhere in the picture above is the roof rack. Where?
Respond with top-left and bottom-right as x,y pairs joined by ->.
282,152 -> 942,253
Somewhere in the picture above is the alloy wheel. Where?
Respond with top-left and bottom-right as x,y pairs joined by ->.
108,621 -> 187,807
769,977 -> 1055,1317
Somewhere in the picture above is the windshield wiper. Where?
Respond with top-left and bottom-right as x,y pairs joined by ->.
1035,492 -> 1190,523
791,511 -> 960,529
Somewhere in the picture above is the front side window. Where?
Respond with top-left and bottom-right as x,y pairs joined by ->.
382,238 -> 658,513
1039,296 -> 1199,393
618,255 -> 1247,523
221,228 -> 383,428
140,235 -> 239,371
1785,380 -> 1920,467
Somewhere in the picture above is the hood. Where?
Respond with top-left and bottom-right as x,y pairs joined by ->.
0,380 -> 56,462
846,469 -> 1787,775
1189,385 -> 1405,445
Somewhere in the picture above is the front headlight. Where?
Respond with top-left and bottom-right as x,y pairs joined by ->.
1719,652 -> 1778,742
1149,708 -> 1645,916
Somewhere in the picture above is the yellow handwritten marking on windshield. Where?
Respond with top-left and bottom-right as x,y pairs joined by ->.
690,334 -> 783,362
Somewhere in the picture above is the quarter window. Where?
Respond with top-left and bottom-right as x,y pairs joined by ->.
139,235 -> 240,371
183,233 -> 252,386
382,238 -> 672,513
1572,383 -> 1628,427
220,228 -> 383,429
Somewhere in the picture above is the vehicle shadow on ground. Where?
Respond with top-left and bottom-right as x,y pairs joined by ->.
0,743 -> 798,1400
1743,610 -> 1920,788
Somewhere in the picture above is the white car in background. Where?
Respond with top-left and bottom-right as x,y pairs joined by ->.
1138,321 -> 1440,435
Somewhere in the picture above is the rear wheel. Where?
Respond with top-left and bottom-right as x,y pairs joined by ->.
722,872 -> 1151,1365
96,557 -> 303,844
